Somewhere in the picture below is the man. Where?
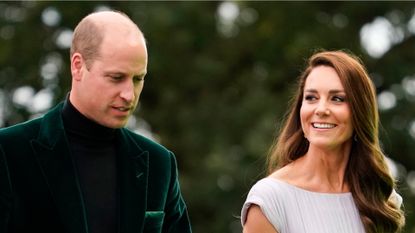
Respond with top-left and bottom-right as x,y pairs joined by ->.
0,11 -> 192,233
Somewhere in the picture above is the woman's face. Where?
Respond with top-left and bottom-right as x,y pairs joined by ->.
300,65 -> 353,151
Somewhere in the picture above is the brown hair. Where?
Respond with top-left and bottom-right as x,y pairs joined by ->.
267,50 -> 405,232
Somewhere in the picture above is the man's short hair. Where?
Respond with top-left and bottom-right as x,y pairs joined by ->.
70,11 -> 141,69
70,15 -> 103,69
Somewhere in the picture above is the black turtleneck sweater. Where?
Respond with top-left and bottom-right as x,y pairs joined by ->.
62,100 -> 118,233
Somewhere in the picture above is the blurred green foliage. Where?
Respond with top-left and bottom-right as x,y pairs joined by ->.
0,1 -> 414,233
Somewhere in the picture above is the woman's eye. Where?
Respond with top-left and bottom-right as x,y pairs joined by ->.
304,95 -> 316,101
332,96 -> 345,102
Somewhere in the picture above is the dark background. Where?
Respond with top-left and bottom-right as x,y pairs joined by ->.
0,2 -> 414,232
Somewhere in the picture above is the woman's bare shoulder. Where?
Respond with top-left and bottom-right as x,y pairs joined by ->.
243,205 -> 278,233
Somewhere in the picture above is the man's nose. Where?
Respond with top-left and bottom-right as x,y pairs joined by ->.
120,80 -> 135,103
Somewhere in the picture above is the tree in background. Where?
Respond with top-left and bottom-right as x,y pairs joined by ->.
0,2 -> 414,232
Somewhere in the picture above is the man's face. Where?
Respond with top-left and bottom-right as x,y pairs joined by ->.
73,31 -> 148,128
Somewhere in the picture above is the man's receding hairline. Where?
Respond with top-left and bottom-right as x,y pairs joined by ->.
70,10 -> 145,62
83,10 -> 143,35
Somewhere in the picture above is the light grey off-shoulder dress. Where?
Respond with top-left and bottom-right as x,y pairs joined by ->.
241,177 -> 402,233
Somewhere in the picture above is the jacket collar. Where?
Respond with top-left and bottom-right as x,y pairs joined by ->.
31,103 -> 89,233
116,129 -> 149,233
31,102 -> 149,233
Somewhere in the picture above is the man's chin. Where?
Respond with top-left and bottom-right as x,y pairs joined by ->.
102,120 -> 128,129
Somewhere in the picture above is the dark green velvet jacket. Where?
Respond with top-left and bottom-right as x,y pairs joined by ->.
0,103 -> 192,233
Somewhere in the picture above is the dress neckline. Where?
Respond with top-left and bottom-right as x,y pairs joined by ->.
265,177 -> 352,196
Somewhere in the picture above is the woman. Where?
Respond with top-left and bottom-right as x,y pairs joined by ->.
241,50 -> 405,233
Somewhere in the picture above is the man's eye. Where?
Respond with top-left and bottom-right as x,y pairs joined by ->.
111,76 -> 123,81
133,76 -> 144,83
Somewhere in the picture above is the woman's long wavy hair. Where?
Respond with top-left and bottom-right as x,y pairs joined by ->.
267,50 -> 405,233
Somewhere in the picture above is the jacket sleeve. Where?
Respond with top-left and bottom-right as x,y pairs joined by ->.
0,145 -> 12,233
162,152 -> 192,233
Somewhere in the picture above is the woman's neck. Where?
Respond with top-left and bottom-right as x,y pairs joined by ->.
271,144 -> 351,193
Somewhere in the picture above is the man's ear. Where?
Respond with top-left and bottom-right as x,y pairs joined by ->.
71,52 -> 84,81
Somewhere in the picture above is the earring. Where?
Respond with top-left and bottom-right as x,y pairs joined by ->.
354,134 -> 358,142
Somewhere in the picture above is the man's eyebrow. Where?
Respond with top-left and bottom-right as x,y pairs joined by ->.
136,72 -> 147,77
103,71 -> 147,77
134,71 -> 147,78
104,71 -> 125,76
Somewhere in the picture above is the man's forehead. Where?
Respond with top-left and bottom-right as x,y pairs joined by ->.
87,12 -> 141,34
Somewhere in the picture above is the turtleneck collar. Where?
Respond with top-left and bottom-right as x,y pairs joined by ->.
61,96 -> 116,143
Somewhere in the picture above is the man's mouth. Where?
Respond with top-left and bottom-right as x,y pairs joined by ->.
114,107 -> 130,112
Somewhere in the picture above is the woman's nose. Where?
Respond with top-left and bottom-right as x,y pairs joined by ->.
315,101 -> 330,116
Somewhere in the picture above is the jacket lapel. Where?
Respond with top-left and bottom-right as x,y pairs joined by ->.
31,103 -> 88,233
117,129 -> 149,233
